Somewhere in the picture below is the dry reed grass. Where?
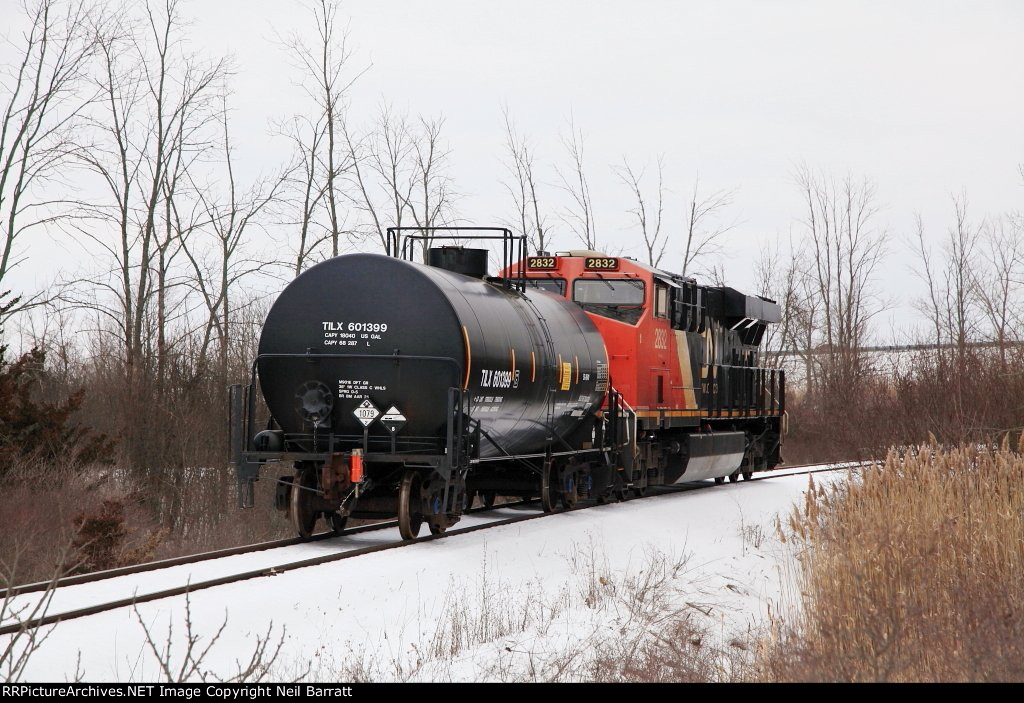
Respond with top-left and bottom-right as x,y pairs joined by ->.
760,440 -> 1024,682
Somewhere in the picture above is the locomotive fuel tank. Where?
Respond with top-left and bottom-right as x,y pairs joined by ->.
256,253 -> 609,456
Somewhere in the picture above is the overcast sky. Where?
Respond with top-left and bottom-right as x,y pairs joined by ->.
5,0 -> 1023,339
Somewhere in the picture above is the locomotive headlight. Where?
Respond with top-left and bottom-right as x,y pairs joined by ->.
295,381 -> 334,426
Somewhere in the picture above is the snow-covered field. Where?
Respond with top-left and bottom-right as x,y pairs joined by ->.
5,467 -> 849,682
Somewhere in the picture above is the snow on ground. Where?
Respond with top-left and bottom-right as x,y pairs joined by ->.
2,505 -> 536,624
5,468 -> 849,682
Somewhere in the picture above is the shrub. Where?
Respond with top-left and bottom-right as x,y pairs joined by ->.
0,346 -> 115,474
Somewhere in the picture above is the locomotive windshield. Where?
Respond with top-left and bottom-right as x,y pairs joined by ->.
517,278 -> 567,295
572,278 -> 646,324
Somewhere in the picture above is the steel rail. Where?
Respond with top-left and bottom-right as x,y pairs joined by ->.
5,499 -> 536,597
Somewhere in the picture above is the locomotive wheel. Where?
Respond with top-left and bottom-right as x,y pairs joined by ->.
561,472 -> 579,510
714,476 -> 725,485
742,471 -> 753,481
481,492 -> 496,509
329,511 -> 348,534
614,472 -> 630,502
728,471 -> 740,483
429,521 -> 447,536
398,470 -> 424,540
541,463 -> 558,513
290,469 -> 319,539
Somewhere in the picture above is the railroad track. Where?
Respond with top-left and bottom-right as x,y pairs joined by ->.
0,460 -> 871,637
7,498 -> 538,597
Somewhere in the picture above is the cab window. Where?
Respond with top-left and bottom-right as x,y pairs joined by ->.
572,278 -> 645,324
654,283 -> 669,319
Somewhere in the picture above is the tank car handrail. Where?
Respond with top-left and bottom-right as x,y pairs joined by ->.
251,351 -> 462,378
387,225 -> 527,291
472,448 -> 602,463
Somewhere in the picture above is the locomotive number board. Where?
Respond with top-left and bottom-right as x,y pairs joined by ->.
527,256 -> 558,270
584,256 -> 619,271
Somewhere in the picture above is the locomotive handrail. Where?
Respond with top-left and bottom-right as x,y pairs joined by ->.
612,391 -> 638,453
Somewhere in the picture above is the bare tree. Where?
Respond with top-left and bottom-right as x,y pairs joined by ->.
154,112 -> 205,387
401,115 -> 456,261
912,195 -> 984,360
910,195 -> 990,437
943,193 -> 982,360
183,97 -> 284,383
615,156 -> 665,267
794,166 -> 888,393
346,104 -> 456,259
975,215 -> 1021,368
0,0 -> 97,312
555,117 -> 598,250
912,213 -> 945,351
500,108 -> 548,254
681,175 -> 735,277
67,0 -> 225,381
755,239 -> 806,371
279,0 -> 362,260
57,0 -> 225,473
275,114 -> 329,275
754,235 -> 826,389
345,103 -> 412,254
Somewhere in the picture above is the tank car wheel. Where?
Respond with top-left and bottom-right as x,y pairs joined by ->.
398,470 -> 424,540
329,512 -> 348,535
728,471 -> 740,483
290,469 -> 319,539
714,476 -> 725,485
742,471 -> 753,481
481,492 -> 496,509
541,462 -> 558,513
